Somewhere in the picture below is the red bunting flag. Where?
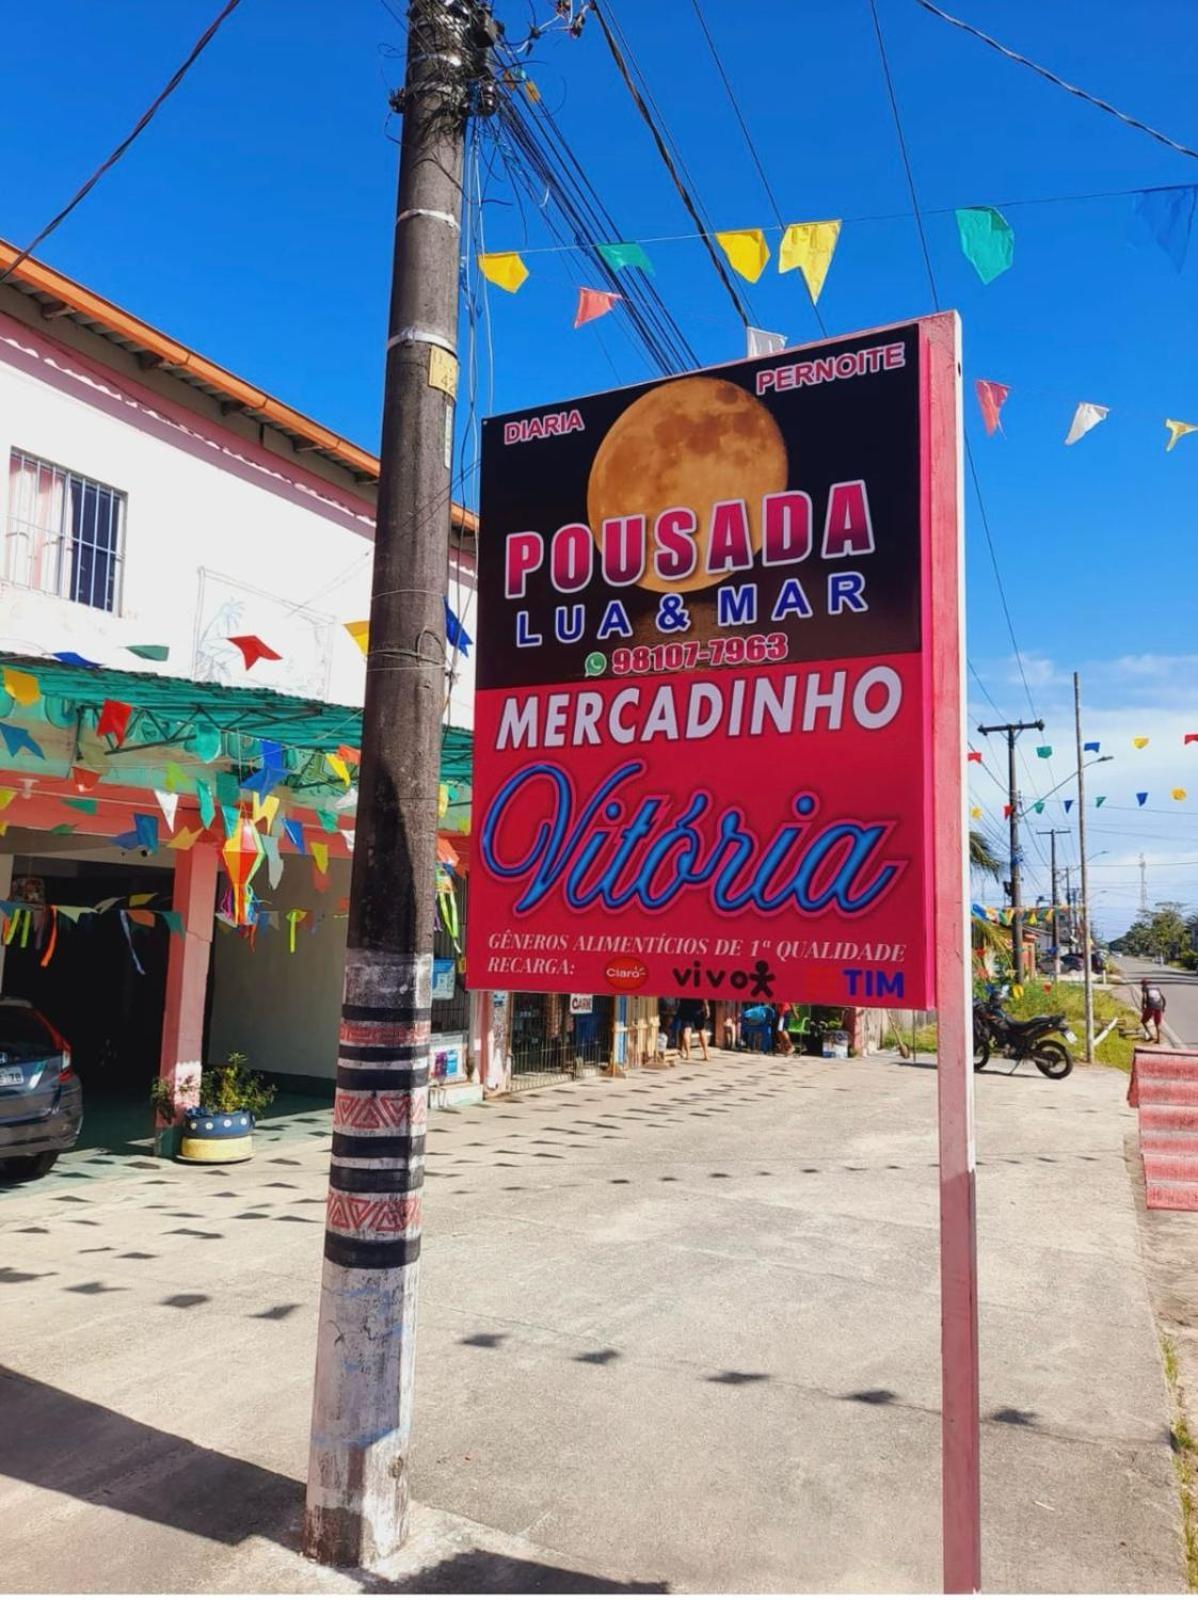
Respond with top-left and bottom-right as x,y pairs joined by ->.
71,766 -> 102,791
975,380 -> 1009,437
574,287 -> 622,329
1002,804 -> 1013,819
96,699 -> 132,745
1186,733 -> 1198,745
967,750 -> 982,763
227,635 -> 282,671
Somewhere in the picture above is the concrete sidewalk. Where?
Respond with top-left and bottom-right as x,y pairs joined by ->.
0,1051 -> 1184,1592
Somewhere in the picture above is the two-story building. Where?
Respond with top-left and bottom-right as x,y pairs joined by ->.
0,239 -> 497,1141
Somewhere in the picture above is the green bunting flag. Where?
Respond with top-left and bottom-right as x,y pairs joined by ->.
597,241 -> 654,275
956,206 -> 1014,284
1035,745 -> 1053,758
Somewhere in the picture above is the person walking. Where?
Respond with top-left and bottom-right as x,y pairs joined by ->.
677,997 -> 710,1062
774,1002 -> 794,1056
1141,977 -> 1167,1044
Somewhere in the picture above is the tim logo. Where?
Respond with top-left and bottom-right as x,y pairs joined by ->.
672,959 -> 777,999
504,408 -> 585,445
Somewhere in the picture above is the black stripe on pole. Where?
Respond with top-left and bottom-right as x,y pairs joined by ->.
323,1232 -> 422,1270
341,1002 -> 428,1025
329,1163 -> 424,1194
335,1065 -> 429,1093
331,1132 -> 427,1161
338,1043 -> 427,1064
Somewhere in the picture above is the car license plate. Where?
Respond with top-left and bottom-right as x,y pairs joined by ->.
1063,1030 -> 1077,1044
0,1066 -> 23,1087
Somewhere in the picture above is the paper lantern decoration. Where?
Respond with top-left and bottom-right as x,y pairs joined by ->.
222,819 -> 265,927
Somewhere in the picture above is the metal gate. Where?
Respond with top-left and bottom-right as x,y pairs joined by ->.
509,992 -> 614,1089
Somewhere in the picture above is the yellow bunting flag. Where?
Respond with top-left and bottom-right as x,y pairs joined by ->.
439,783 -> 450,819
1165,418 -> 1198,452
326,753 -> 351,787
168,826 -> 202,851
311,840 -> 329,875
286,908 -> 308,953
1172,788 -> 1188,801
778,220 -> 841,303
0,788 -> 15,812
344,620 -> 369,656
252,793 -> 279,829
714,229 -> 770,284
3,667 -> 39,706
1133,736 -> 1150,749
970,806 -> 983,819
477,252 -> 529,293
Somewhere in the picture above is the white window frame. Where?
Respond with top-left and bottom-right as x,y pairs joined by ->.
5,448 -> 127,614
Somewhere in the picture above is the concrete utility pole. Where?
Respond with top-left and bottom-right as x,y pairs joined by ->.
977,719 -> 1044,983
1139,853 -> 1150,917
304,0 -> 498,1567
1074,672 -> 1095,1062
1037,828 -> 1070,982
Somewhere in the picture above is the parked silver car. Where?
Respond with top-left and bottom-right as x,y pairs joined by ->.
0,997 -> 82,1180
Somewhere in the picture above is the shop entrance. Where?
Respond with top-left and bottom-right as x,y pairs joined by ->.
509,992 -> 615,1089
2,853 -> 175,1149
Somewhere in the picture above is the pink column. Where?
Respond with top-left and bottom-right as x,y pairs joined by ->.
155,844 -> 219,1153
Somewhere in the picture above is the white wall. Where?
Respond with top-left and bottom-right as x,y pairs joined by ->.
0,308 -> 475,729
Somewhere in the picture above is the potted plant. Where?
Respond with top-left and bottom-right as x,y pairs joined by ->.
178,1053 -> 276,1164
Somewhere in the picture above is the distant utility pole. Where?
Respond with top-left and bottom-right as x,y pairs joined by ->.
304,0 -> 499,1567
977,718 -> 1044,983
1037,828 -> 1070,982
1139,853 -> 1150,917
1074,672 -> 1095,1062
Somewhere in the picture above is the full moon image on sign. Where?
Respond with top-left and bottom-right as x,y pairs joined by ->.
586,376 -> 789,595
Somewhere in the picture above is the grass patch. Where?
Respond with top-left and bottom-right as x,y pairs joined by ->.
881,1022 -> 939,1054
1161,1333 -> 1198,1591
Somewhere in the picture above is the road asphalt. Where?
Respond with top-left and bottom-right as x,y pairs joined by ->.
0,1049 -> 1185,1593
1114,957 -> 1198,1048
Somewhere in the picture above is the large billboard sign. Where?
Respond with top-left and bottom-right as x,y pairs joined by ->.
468,316 -> 962,1010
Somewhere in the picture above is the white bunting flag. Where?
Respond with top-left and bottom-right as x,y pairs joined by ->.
153,789 -> 178,832
1064,402 -> 1108,446
746,326 -> 787,359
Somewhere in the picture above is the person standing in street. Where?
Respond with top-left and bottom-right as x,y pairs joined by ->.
677,997 -> 710,1062
1141,977 -> 1167,1044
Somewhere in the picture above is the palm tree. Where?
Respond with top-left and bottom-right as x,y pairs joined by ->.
969,829 -> 1003,878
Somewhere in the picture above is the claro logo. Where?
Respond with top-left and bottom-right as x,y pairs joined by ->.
604,958 -> 648,992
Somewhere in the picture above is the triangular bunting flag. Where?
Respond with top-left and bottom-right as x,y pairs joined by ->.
1063,799 -> 1074,813
316,809 -> 339,833
168,826 -> 202,851
1065,402 -> 1108,445
975,380 -> 1009,437
345,620 -> 369,656
1035,745 -> 1052,758
574,287 -> 621,328
154,790 -> 178,832
1033,800 -> 1045,814
159,910 -> 184,937
747,327 -> 787,358
53,651 -> 99,668
1165,419 -> 1198,452
326,753 -> 350,787
0,723 -> 43,760
1137,792 -> 1148,807
163,760 -> 187,793
1133,736 -> 1150,749
96,699 -> 133,744
597,241 -> 654,275
134,814 -> 159,852
71,766 -> 102,791
220,804 -> 241,839
3,667 -> 39,706
444,600 -> 472,658
1095,796 -> 1106,808
262,833 -> 284,890
310,841 -> 329,875
970,806 -> 982,819
64,798 -> 98,814
967,750 -> 982,763
1131,186 -> 1197,272
1083,741 -> 1100,754
1187,733 -> 1198,745
283,818 -> 304,853
477,252 -> 528,293
1002,804 -> 1013,819
252,793 -> 279,829
1173,788 -> 1188,802
0,788 -> 14,811
126,644 -> 169,662
715,229 -> 770,284
955,207 -> 1014,284
227,635 -> 281,671
196,780 -> 214,829
778,220 -> 841,302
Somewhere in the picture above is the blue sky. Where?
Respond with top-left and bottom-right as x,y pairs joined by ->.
2,0 -> 1196,929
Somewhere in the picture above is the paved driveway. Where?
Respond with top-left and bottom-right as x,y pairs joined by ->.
0,1051 -> 1183,1593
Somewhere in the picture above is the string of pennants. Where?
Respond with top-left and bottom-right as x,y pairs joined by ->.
972,902 -> 1076,929
475,184 -> 1198,325
975,381 -> 1197,452
967,733 -> 1198,814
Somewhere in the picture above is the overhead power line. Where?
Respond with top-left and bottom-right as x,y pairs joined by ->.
912,0 -> 1198,163
590,0 -> 754,329
0,0 -> 244,285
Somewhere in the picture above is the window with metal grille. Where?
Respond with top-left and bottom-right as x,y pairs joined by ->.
5,450 -> 126,613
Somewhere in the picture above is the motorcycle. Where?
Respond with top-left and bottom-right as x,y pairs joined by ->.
972,989 -> 1076,1079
